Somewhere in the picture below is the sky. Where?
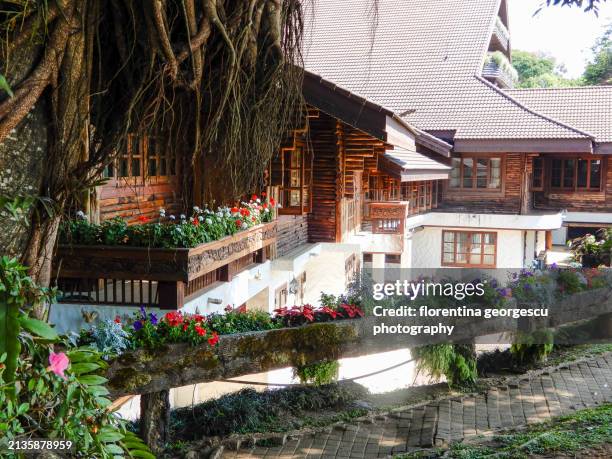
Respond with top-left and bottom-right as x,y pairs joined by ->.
509,0 -> 612,78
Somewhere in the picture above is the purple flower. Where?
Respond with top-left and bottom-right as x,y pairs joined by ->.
149,313 -> 158,325
551,263 -> 558,270
139,305 -> 147,318
490,279 -> 498,289
133,320 -> 143,331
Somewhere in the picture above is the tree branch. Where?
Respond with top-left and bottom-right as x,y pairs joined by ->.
151,0 -> 178,79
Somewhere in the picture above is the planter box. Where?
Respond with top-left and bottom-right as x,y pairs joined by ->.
56,221 -> 277,283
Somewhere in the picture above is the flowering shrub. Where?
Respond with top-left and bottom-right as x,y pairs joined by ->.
60,193 -> 276,249
569,228 -> 612,267
206,305 -> 281,334
274,303 -> 364,327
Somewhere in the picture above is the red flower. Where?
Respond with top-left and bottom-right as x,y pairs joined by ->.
262,203 -> 268,209
237,304 -> 247,313
193,314 -> 205,323
251,194 -> 258,201
240,208 -> 250,217
224,305 -> 233,312
114,315 -> 122,324
252,217 -> 256,222
270,198 -> 276,206
164,311 -> 183,327
195,325 -> 206,336
262,191 -> 267,197
192,217 -> 200,226
339,303 -> 364,318
235,219 -> 242,228
208,332 -> 219,346
231,207 -> 239,213
137,215 -> 149,223
183,323 -> 189,332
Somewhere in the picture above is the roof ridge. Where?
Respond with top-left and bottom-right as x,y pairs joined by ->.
507,86 -> 612,92
475,75 -> 595,139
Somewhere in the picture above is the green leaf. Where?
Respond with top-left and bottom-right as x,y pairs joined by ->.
18,317 -> 59,340
70,362 -> 100,375
78,374 -> 108,385
96,429 -> 124,443
128,450 -> 157,459
104,444 -> 125,455
95,396 -> 112,408
17,403 -> 29,415
87,385 -> 110,397
0,74 -> 13,98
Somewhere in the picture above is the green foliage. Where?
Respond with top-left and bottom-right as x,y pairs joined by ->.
170,383 -> 367,439
0,258 -> 152,458
294,360 -> 340,386
569,228 -> 612,266
512,50 -> 583,88
89,319 -> 132,358
60,198 -> 275,249
511,329 -> 555,366
0,73 -> 13,97
556,269 -> 586,294
583,22 -> 611,85
207,308 -> 281,335
486,51 -> 518,82
414,344 -> 477,388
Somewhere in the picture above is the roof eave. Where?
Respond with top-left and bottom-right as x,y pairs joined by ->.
454,138 -> 594,154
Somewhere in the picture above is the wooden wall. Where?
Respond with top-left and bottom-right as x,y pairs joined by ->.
534,157 -> 612,212
342,125 -> 388,198
307,112 -> 340,242
437,153 -> 524,214
276,214 -> 309,257
98,180 -> 182,223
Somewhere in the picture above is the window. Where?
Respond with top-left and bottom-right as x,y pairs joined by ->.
105,134 -> 177,182
550,157 -> 602,191
531,157 -> 544,191
450,156 -> 502,190
279,143 -> 312,214
442,231 -> 497,267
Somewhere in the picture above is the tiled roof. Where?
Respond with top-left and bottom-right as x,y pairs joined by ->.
303,0 -> 591,141
506,87 -> 612,143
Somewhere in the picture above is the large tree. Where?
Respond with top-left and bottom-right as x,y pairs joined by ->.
512,50 -> 583,88
0,0 -> 303,318
583,22 -> 612,84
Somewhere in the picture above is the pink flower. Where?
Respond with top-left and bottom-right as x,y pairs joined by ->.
48,352 -> 69,380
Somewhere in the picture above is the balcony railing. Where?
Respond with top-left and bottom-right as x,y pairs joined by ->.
370,202 -> 409,235
483,52 -> 518,89
340,193 -> 364,241
54,221 -> 277,309
492,16 -> 510,51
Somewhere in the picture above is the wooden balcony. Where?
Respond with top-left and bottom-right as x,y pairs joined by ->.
54,221 -> 277,309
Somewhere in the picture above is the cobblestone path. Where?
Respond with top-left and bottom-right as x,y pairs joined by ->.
223,355 -> 612,458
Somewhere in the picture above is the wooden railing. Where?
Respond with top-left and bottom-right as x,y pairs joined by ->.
339,193 -> 363,241
370,202 -> 409,235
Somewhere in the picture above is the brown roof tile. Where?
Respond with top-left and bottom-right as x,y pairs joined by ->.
303,0 -> 591,141
506,87 -> 612,143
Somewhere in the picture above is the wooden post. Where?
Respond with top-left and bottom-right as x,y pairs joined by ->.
140,390 -> 170,453
545,230 -> 553,250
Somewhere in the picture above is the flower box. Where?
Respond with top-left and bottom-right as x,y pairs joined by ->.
54,221 -> 277,308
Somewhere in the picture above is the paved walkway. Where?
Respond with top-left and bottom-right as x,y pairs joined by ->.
223,354 -> 612,458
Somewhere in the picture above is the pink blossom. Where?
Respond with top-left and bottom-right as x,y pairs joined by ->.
48,352 -> 70,380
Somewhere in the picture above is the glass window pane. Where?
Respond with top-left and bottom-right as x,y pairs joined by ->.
476,159 -> 488,188
463,158 -> 474,188
532,158 -> 543,188
443,243 -> 454,253
443,252 -> 454,263
132,159 -> 140,177
489,158 -> 501,189
290,170 -> 300,187
563,159 -> 575,188
590,160 -> 601,190
456,253 -> 467,264
577,159 -> 588,188
551,159 -> 562,187
484,233 -> 496,244
483,255 -> 495,265
450,158 -> 461,188
483,244 -> 496,255
119,159 -> 128,177
444,232 -> 455,243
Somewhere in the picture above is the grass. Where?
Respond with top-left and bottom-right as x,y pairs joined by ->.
397,403 -> 612,459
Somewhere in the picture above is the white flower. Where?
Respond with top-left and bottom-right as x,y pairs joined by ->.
193,206 -> 201,213
256,199 -> 261,204
198,216 -> 204,222
216,212 -> 223,218
180,214 -> 186,220
169,215 -> 176,221
241,223 -> 248,229
76,210 -> 88,220
264,208 -> 270,213
206,218 -> 212,225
